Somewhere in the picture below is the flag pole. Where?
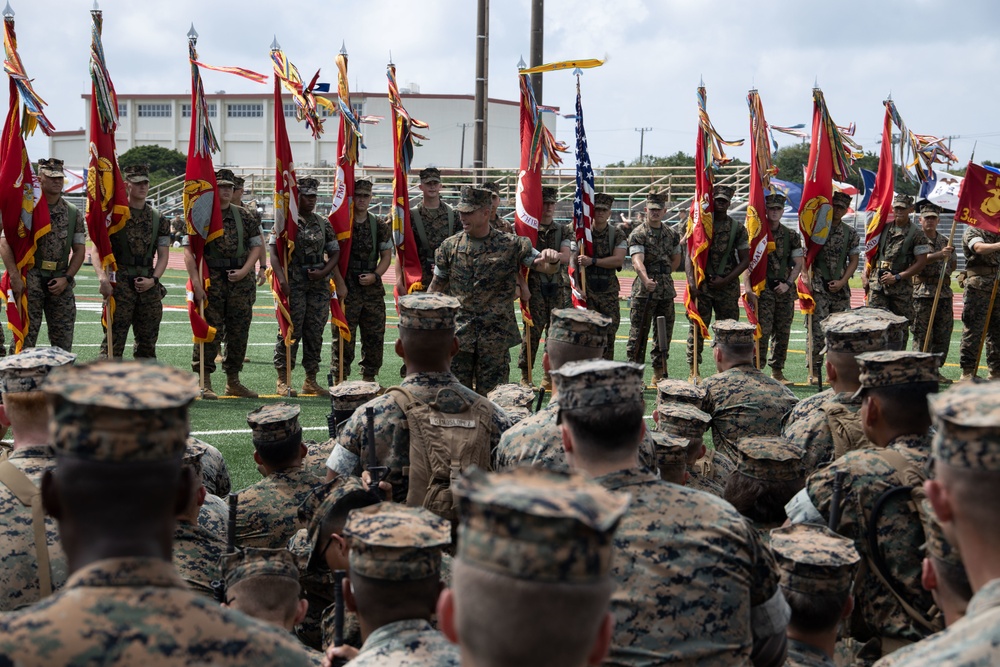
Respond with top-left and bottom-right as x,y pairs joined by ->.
284,245 -> 292,395
525,319 -> 534,387
578,244 -> 587,299
107,298 -> 113,359
972,265 -> 1000,378
691,295 -> 700,382
198,264 -> 205,390
923,214 -> 958,353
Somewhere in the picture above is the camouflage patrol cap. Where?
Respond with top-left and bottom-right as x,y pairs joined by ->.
770,524 -> 860,595
655,402 -> 711,439
594,193 -> 614,209
711,319 -> 755,347
547,308 -> 612,349
764,193 -> 787,208
397,292 -> 460,330
419,167 -> 442,184
215,169 -> 236,186
0,346 -> 76,394
821,313 -> 890,355
853,350 -> 939,399
505,407 -> 532,424
920,498 -> 963,568
645,190 -> 666,210
44,361 -> 199,462
734,436 -> 805,482
37,158 -> 65,178
651,431 -> 690,468
550,359 -> 645,413
455,185 -> 492,213
454,466 -> 629,584
345,503 -> 451,581
921,204 -> 941,218
929,381 -> 1000,472
892,193 -> 914,208
655,378 -> 707,409
298,177 -> 319,196
246,402 -> 302,446
122,163 -> 149,183
328,381 -> 380,412
541,186 -> 558,204
481,181 -> 500,195
183,438 -> 208,480
713,184 -> 735,202
831,191 -> 852,208
486,383 -> 535,410
297,476 -> 371,564
354,178 -> 374,195
849,307 -> 908,351
221,548 -> 300,590
233,175 -> 246,189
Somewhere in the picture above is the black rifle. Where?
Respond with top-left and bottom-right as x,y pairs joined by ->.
534,386 -> 546,413
326,372 -> 337,438
331,569 -> 348,666
655,315 -> 669,379
365,407 -> 387,500
828,471 -> 847,531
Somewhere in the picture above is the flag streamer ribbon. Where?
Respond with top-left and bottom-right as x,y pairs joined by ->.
2,17 -> 53,136
517,58 -> 605,75
190,60 -> 267,84
744,90 -> 777,338
270,50 -> 325,139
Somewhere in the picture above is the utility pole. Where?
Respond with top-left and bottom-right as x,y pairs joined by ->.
473,0 -> 489,170
529,0 -> 544,103
635,127 -> 653,164
458,123 -> 472,169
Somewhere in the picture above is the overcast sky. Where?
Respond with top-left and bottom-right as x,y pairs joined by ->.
13,0 -> 1000,172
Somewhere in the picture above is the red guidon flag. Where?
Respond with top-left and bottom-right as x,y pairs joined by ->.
269,72 -> 298,345
327,51 -> 356,341
864,103 -> 896,270
796,90 -> 835,315
743,90 -> 777,337
955,162 -> 1000,234
685,87 -> 715,339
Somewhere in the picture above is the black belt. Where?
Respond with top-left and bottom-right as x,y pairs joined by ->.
348,260 -> 376,273
116,263 -> 154,278
205,256 -> 248,270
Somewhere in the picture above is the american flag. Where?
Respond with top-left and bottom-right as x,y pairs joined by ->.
570,76 -> 594,308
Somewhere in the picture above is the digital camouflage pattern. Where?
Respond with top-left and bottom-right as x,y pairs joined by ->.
189,437 -> 231,497
172,518 -> 226,599
0,558 -> 321,665
411,201 -> 457,288
654,402 -> 711,440
784,388 -> 836,431
783,392 -> 869,473
868,221 -> 931,347
19,198 -> 82,353
325,372 -> 513,503
756,222 -> 803,371
198,493 -> 228,539
220,547 -> 299,589
733,436 -> 805,482
0,446 -> 67,611
855,350 -> 938,391
627,220 -> 682,370
235,465 -> 323,549
959,226 -> 1000,374
809,220 -> 861,371
547,307 -> 611,349
687,449 -> 736,498
344,503 -> 451,581
930,381 -> 1000,472
550,359 -> 644,412
686,213 -> 749,365
454,466 -> 629,584
702,362 -> 799,462
333,211 -> 392,378
911,231 -> 955,364
655,378 -> 708,410
786,433 -> 939,648
101,202 -> 170,360
272,211 -> 338,376
596,467 -> 789,665
349,619 -> 460,667
518,221 -> 572,375
0,345 -> 75,393
770,523 -> 860,596
485,383 -> 535,411
787,638 -> 837,667
433,227 -> 536,394
192,204 -> 261,376
586,223 -> 626,360
492,398 -> 659,474
397,292 -> 460,330
248,402 -> 301,444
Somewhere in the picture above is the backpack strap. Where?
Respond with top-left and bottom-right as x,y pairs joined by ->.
63,201 -> 79,264
0,460 -> 52,597
892,223 -> 920,273
149,208 -> 162,260
410,208 -> 430,253
715,215 -> 743,276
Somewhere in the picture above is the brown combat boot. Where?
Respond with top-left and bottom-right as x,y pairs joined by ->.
540,374 -> 552,391
276,370 -> 298,397
225,374 -> 258,398
201,376 -> 218,401
302,374 -> 329,397
519,371 -> 533,388
959,369 -> 976,382
771,369 -> 793,386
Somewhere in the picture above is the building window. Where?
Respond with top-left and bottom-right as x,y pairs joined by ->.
352,102 -> 363,119
283,103 -> 297,118
137,103 -> 171,118
117,102 -> 127,118
320,105 -> 335,118
227,103 -> 263,118
181,103 -> 217,118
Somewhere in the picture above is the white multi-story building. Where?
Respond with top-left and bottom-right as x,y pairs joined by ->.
48,89 -> 557,171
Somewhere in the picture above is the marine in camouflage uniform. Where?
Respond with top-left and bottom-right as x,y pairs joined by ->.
187,170 -> 262,397
580,192 -> 625,361
483,181 -> 514,234
172,441 -> 227,599
686,184 -> 751,368
867,194 -> 930,349
0,347 -> 75,611
518,186 -> 572,387
910,207 -> 955,371
1,159 -> 85,354
748,193 -> 803,381
429,186 -> 558,395
340,504 -> 459,667
94,164 -> 170,361
653,400 -> 734,497
702,320 -> 799,462
272,177 -> 340,396
410,167 -> 457,290
550,359 -> 791,665
724,436 -> 806,544
332,179 -> 393,382
236,403 -> 323,549
0,361 -> 319,666
189,437 -> 231,497
786,351 -> 943,663
958,222 -> 1000,379
626,191 -> 681,379
808,191 -> 861,375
